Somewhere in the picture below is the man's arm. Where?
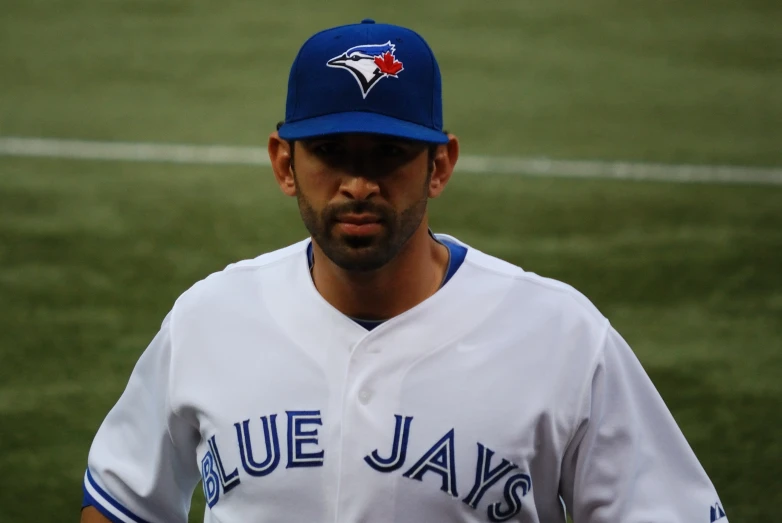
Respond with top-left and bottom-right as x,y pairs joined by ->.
80,312 -> 201,522
560,325 -> 727,522
80,506 -> 111,523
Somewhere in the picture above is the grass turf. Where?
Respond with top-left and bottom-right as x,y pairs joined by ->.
1,0 -> 780,164
0,159 -> 780,520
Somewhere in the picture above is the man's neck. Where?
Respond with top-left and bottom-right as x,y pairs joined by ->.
310,224 -> 450,321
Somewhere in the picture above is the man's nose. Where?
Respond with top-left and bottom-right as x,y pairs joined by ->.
339,174 -> 380,200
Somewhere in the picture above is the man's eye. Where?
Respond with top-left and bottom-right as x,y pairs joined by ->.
314,143 -> 343,156
378,144 -> 406,157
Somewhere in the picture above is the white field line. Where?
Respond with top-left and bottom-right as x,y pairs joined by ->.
1,136 -> 781,185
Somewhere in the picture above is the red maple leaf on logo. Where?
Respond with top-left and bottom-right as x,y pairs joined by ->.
374,51 -> 403,76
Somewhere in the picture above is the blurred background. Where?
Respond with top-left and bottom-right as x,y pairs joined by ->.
1,0 -> 780,521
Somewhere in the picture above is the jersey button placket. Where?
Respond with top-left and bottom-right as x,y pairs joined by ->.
335,337 -> 386,522
354,341 -> 379,406
358,388 -> 372,404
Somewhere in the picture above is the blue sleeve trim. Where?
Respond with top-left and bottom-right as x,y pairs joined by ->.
84,469 -> 152,523
82,486 -> 127,523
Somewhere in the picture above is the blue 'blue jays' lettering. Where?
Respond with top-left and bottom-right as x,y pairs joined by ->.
462,443 -> 517,509
200,449 -> 220,508
487,473 -> 532,522
208,435 -> 241,493
202,411 -> 532,520
286,410 -> 325,468
201,410 -> 324,508
364,414 -> 413,472
234,415 -> 280,477
365,415 -> 532,517
403,428 -> 459,497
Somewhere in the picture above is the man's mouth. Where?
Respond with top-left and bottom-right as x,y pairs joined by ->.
335,214 -> 383,236
337,213 -> 382,225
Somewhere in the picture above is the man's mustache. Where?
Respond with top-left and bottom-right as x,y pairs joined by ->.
324,200 -> 393,224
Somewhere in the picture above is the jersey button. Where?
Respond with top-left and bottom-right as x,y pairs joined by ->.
358,389 -> 372,404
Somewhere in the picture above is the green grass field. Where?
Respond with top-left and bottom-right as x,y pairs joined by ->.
1,1 -> 781,521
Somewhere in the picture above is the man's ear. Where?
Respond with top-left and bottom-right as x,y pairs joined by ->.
428,134 -> 460,198
268,131 -> 296,197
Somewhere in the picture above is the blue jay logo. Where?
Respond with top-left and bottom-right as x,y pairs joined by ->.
327,42 -> 404,98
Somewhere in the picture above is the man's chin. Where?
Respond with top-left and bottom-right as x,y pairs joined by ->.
328,243 -> 394,272
341,234 -> 378,250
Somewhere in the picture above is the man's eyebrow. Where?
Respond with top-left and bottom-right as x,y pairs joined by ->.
372,136 -> 428,147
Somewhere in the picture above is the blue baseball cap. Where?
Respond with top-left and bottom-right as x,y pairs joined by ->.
277,19 -> 448,144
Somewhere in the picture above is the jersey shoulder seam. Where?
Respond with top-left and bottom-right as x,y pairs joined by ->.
165,241 -> 307,421
563,319 -> 611,453
182,241 -> 308,293
166,306 -> 191,429
219,243 -> 307,275
462,255 -> 605,320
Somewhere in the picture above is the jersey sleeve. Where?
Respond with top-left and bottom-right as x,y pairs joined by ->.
559,325 -> 728,523
83,312 -> 201,523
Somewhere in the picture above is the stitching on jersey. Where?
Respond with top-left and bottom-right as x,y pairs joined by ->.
165,240 -> 310,420
166,307 -> 191,437
220,240 -> 309,275
396,277 -> 517,385
461,255 -> 605,325
559,319 -> 611,488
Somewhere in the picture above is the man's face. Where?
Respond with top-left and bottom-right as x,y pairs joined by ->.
290,134 -> 433,272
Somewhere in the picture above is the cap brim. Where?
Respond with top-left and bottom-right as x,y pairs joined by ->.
278,111 -> 449,144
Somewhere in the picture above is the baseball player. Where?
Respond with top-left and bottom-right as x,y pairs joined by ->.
81,19 -> 728,523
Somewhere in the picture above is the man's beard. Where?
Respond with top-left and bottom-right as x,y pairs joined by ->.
295,176 -> 430,273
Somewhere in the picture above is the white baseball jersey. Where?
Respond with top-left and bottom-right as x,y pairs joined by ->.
83,234 -> 727,523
